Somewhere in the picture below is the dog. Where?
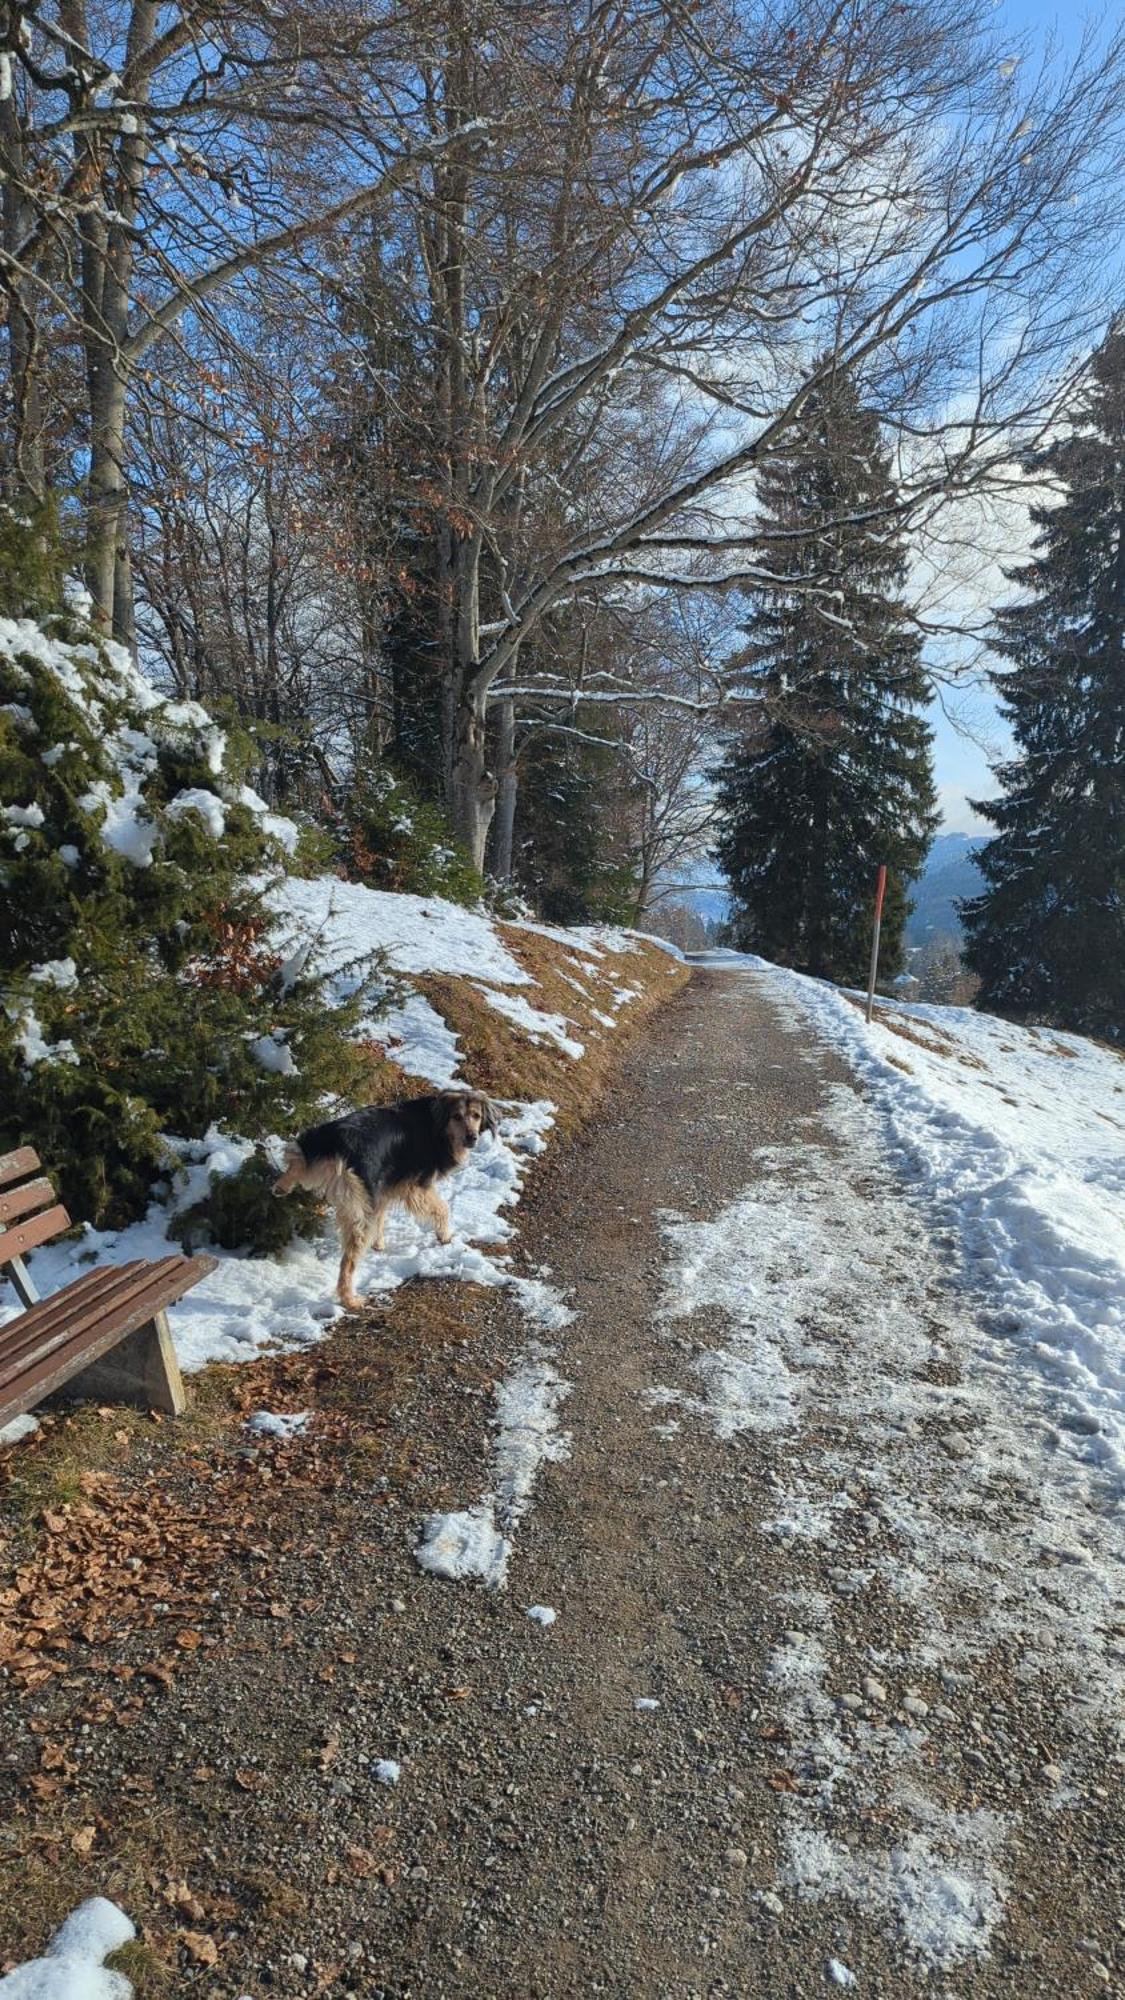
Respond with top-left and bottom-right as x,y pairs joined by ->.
273,1090 -> 499,1311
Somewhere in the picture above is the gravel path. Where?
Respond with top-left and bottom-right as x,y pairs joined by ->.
11,965 -> 1123,1997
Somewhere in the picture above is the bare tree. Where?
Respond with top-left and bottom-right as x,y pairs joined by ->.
329,0 -> 1125,863
0,0 -> 479,638
129,302 -> 379,799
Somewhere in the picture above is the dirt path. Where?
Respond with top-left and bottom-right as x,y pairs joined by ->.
5,966 -> 1123,1997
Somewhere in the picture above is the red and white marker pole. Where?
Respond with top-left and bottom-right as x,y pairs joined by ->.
865,864 -> 887,1024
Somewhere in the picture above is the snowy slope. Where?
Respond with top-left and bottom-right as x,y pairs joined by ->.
1,878 -> 665,1383
699,951 -> 1125,1481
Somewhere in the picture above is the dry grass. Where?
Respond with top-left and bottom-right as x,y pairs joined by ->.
414,925 -> 686,1134
846,996 -> 988,1069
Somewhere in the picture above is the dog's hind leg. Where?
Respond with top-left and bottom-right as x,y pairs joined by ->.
273,1145 -> 308,1197
333,1173 -> 385,1312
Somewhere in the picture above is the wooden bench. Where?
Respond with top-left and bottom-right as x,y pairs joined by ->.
0,1147 -> 216,1430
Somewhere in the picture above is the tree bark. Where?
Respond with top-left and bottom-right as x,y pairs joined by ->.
492,696 -> 518,880
450,683 -> 497,871
0,94 -> 44,505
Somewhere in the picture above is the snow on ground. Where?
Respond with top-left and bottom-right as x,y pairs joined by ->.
376,992 -> 464,1089
697,951 -> 1125,1482
3,873 -> 655,1378
269,875 -> 532,987
0,1896 -> 135,1998
3,1102 -> 560,1373
654,955 -> 1125,1967
415,1344 -> 573,1588
471,985 -> 584,1059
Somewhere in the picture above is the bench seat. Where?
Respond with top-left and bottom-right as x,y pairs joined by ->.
0,1149 -> 216,1429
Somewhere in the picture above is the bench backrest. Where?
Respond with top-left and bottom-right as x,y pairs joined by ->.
0,1148 -> 70,1273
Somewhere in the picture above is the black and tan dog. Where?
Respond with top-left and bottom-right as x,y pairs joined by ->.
274,1091 -> 498,1311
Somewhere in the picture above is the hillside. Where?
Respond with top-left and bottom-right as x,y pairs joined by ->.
0,888 -> 685,1392
905,831 -> 985,945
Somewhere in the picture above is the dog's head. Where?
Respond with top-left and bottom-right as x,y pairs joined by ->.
433,1089 -> 498,1162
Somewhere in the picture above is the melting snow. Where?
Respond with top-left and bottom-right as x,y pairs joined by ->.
0,1896 -> 136,1998
415,1345 -> 572,1588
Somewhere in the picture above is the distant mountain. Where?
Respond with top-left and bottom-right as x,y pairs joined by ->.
906,831 -> 985,946
676,885 -> 731,927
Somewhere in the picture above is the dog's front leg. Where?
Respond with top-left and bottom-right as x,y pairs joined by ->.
432,1191 -> 453,1246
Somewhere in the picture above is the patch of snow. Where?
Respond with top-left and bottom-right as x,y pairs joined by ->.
0,1895 -> 136,1998
373,1759 -> 401,1786
238,785 -> 300,854
474,984 -> 585,1058
634,1696 -> 660,1711
0,1413 -> 40,1447
244,1409 -> 311,1440
526,1604 -> 557,1626
827,1959 -> 857,1989
784,1814 -> 1009,1968
6,1004 -> 79,1069
79,775 -> 157,868
28,958 -> 78,990
378,991 -> 463,1087
248,1030 -> 297,1076
506,1275 -> 574,1332
2,801 -> 45,828
415,1345 -> 571,1588
165,786 -> 227,837
268,876 -> 531,985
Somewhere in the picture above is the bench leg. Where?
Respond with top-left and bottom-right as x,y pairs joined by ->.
59,1310 -> 187,1416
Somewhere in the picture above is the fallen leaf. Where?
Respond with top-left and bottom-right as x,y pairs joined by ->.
316,1733 -> 340,1772
70,1825 -> 97,1858
174,1628 -> 204,1651
179,1930 -> 219,1967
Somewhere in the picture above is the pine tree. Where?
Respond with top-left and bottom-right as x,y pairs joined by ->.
962,323 -> 1125,1041
0,520 -> 385,1242
514,725 -> 638,926
712,368 -> 937,986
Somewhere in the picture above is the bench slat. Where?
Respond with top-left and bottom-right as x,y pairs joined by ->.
0,1264 -> 151,1385
0,1203 -> 71,1266
0,1256 -> 213,1390
0,1255 -> 216,1426
0,1176 -> 58,1226
0,1147 -> 41,1190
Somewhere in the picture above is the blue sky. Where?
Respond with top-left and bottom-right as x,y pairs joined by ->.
929,0 -> 1118,832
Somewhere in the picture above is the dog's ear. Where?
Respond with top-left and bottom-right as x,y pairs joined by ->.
431,1092 -> 458,1129
476,1093 -> 500,1138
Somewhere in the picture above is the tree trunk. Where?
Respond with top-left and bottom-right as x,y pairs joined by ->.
491,696 -> 518,880
805,780 -> 831,977
0,96 -> 45,505
87,364 -> 131,635
450,685 -> 497,871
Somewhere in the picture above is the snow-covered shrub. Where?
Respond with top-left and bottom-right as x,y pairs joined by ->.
0,563 -> 384,1244
332,765 -> 482,906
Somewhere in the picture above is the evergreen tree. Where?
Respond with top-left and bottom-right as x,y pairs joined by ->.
962,323 -> 1125,1041
0,522 -> 384,1243
712,368 -> 937,986
514,725 -> 638,926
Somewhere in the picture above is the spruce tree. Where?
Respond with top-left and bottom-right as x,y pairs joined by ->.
962,323 -> 1125,1041
0,520 -> 384,1243
712,368 -> 937,986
